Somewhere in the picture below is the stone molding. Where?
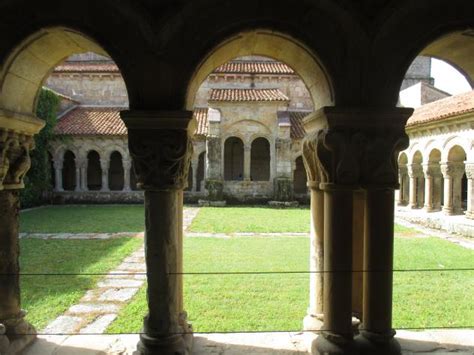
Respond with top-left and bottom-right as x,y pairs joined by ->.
302,106 -> 412,188
121,111 -> 194,191
440,162 -> 465,178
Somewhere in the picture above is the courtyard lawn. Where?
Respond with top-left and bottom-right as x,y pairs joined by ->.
189,206 -> 311,233
20,205 -> 145,233
107,235 -> 473,334
20,237 -> 142,330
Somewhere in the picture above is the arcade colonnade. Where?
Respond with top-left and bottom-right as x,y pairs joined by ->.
0,1 -> 473,355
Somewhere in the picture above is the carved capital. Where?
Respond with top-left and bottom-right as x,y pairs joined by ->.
423,163 -> 442,178
465,164 -> 474,179
302,131 -> 325,185
121,110 -> 194,191
408,164 -> 424,178
0,129 -> 35,190
53,159 -> 63,170
441,162 -> 465,178
100,159 -> 110,171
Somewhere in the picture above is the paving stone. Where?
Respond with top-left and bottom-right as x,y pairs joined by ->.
98,278 -> 143,288
69,303 -> 119,314
43,316 -> 83,334
80,314 -> 117,334
98,288 -> 139,302
134,274 -> 147,280
116,262 -> 145,271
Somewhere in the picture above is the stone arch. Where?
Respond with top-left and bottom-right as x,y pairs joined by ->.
86,150 -> 102,191
443,145 -> 467,214
224,136 -> 244,181
62,150 -> 76,191
185,30 -> 334,110
109,151 -> 124,191
293,155 -> 307,194
250,137 -> 270,181
442,136 -> 470,162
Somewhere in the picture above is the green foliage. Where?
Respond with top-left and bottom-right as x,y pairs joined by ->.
20,89 -> 60,208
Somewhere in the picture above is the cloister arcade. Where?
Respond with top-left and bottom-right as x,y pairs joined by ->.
0,1 -> 473,355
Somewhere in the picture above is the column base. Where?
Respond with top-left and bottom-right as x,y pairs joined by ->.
465,211 -> 474,219
312,332 -> 359,355
0,312 -> 37,354
303,314 -> 324,331
137,333 -> 189,355
355,330 -> 401,355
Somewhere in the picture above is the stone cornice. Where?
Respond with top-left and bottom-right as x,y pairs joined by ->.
0,110 -> 45,135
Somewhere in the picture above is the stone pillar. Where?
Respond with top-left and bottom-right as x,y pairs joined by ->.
301,135 -> 325,330
423,164 -> 434,212
355,109 -> 411,355
466,164 -> 474,219
243,144 -> 251,181
121,110 -> 193,355
0,118 -> 44,354
352,190 -> 365,321
53,159 -> 64,192
100,158 -> 110,192
74,158 -> 82,192
191,159 -> 198,193
395,167 -> 405,206
441,162 -> 464,215
407,164 -> 422,209
204,108 -> 224,202
123,159 -> 132,191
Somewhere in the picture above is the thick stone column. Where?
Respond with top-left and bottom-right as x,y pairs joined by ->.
100,158 -> 110,192
243,144 -> 251,181
0,118 -> 44,354
407,164 -> 422,208
466,164 -> 474,219
53,159 -> 64,192
123,159 -> 132,191
441,162 -> 464,215
302,136 -> 325,330
355,109 -> 411,355
121,110 -> 193,355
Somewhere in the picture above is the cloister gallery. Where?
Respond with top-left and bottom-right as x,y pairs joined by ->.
0,1 -> 473,354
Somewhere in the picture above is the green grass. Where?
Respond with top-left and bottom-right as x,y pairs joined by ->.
20,205 -> 145,233
189,206 -> 311,233
107,236 -> 473,333
20,237 -> 142,330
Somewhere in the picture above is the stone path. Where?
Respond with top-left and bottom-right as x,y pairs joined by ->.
39,207 -> 200,338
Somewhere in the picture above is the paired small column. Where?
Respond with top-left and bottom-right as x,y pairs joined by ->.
100,158 -> 110,192
423,163 -> 442,212
191,159 -> 198,193
243,144 -> 251,181
407,164 -> 423,208
441,162 -> 464,215
396,166 -> 408,206
53,159 -> 64,192
123,159 -> 132,191
121,110 -> 193,355
74,158 -> 83,192
466,164 -> 474,219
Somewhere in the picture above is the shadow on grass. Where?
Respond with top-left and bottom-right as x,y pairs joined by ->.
19,237 -> 142,331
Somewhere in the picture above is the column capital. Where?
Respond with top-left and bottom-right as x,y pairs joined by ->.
302,106 -> 411,188
100,158 -> 110,171
423,163 -> 442,178
0,130 -> 35,191
53,159 -> 64,170
407,164 -> 423,178
465,163 -> 474,179
441,162 -> 464,178
120,110 -> 194,191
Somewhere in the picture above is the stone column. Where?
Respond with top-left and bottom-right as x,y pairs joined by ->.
441,162 -> 464,215
243,144 -> 251,181
407,164 -> 422,209
123,159 -> 132,191
0,119 -> 44,354
100,158 -> 110,192
121,110 -> 193,355
302,136 -> 325,330
423,164 -> 434,212
352,190 -> 365,321
53,159 -> 64,192
395,167 -> 406,206
355,109 -> 411,355
191,159 -> 198,193
74,158 -> 82,192
465,164 -> 474,219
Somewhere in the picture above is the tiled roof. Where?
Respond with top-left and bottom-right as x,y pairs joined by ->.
55,106 -> 209,137
213,61 -> 294,74
289,111 -> 310,139
53,62 -> 120,73
194,108 -> 208,136
209,89 -> 289,102
54,107 -> 127,136
407,90 -> 474,127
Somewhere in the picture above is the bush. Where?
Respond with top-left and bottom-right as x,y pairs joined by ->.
20,89 -> 60,208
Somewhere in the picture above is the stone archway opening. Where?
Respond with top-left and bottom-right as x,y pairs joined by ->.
62,150 -> 76,191
293,156 -> 307,195
224,136 -> 244,181
196,151 -> 205,192
444,145 -> 467,215
86,151 -> 102,191
250,137 -> 270,181
109,151 -> 124,191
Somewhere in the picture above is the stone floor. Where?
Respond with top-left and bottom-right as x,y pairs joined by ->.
23,329 -> 474,354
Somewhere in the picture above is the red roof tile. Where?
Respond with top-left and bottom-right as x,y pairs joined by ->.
55,107 -> 209,137
213,61 -> 294,74
53,62 -> 120,73
209,89 -> 289,102
407,90 -> 474,127
289,111 -> 310,139
54,107 -> 126,136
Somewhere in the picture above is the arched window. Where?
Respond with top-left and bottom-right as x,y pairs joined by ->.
250,137 -> 270,181
63,150 -> 76,191
87,151 -> 102,191
224,137 -> 244,181
109,151 -> 124,191
293,156 -> 307,194
197,151 -> 206,192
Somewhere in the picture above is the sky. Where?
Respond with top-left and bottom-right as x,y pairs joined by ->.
431,58 -> 472,95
